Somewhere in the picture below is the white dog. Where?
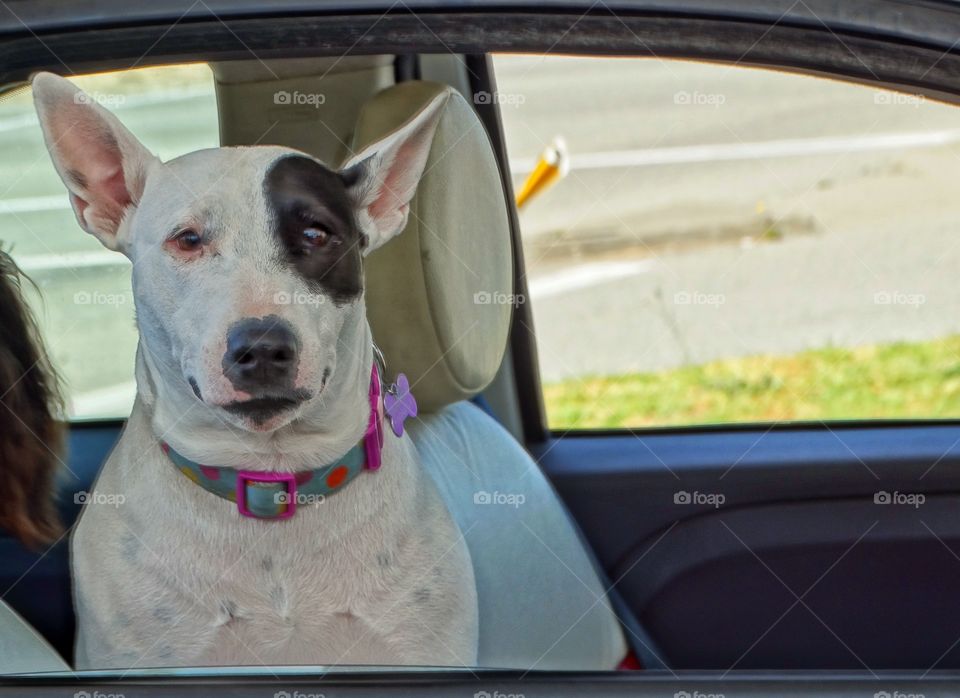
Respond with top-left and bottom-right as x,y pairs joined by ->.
31,72 -> 478,669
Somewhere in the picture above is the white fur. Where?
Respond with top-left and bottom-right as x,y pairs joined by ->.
31,72 -> 477,669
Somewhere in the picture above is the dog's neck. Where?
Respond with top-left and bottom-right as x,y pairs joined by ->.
134,304 -> 374,472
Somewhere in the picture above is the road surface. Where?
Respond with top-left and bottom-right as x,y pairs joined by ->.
494,56 -> 960,382
3,58 -> 960,412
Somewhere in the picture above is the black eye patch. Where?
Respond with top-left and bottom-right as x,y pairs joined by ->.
264,155 -> 363,305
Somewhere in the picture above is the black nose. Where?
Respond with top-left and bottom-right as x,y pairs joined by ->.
223,316 -> 300,392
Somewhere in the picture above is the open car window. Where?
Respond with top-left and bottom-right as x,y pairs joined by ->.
0,64 -> 218,420
7,2 -> 960,696
495,54 -> 960,431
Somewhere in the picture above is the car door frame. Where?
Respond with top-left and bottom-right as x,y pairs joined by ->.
5,0 -> 960,688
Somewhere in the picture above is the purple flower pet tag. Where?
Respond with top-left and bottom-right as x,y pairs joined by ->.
383,373 -> 417,437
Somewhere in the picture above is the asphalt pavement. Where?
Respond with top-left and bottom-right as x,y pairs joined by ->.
493,56 -> 960,382
4,58 -> 960,410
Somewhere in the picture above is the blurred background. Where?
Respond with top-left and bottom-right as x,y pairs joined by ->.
496,55 -> 960,429
3,57 -> 960,429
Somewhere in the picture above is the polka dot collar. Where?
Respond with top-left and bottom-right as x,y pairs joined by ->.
160,364 -> 385,520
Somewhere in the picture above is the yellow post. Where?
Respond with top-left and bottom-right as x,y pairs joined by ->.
516,136 -> 569,209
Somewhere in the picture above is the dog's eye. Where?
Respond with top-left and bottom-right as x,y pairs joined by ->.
173,229 -> 202,252
302,226 -> 332,250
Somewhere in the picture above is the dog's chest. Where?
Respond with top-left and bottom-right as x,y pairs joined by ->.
99,516 -> 457,668
116,493 -> 441,663
77,467 -> 474,667
73,429 -> 477,669
181,544 -> 415,665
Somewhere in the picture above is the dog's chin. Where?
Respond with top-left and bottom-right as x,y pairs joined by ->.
220,391 -> 312,433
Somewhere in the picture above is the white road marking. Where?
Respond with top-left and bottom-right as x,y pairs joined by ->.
0,112 -> 38,134
0,85 -> 211,134
15,250 -> 129,272
529,259 -> 653,298
509,128 -> 960,174
6,126 -> 958,234
70,380 -> 137,419
0,194 -> 69,214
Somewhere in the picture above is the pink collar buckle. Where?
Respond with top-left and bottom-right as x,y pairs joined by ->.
236,470 -> 297,520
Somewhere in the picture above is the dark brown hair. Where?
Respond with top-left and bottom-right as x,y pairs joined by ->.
0,249 -> 64,549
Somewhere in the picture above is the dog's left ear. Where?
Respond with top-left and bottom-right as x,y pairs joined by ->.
31,72 -> 159,253
339,92 -> 448,254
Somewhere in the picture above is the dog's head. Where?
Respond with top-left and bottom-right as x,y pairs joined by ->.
32,72 -> 444,434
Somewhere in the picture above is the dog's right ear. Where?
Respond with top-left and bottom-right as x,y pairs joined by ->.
31,72 -> 158,253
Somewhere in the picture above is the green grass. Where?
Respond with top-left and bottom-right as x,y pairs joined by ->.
545,335 -> 960,429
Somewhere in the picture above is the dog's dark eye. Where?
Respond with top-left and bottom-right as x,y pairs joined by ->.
173,229 -> 202,252
302,226 -> 332,250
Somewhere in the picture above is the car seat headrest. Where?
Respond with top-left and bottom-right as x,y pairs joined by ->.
351,81 -> 513,413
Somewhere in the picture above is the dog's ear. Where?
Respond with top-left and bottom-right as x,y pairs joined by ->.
339,92 -> 448,254
31,72 -> 158,253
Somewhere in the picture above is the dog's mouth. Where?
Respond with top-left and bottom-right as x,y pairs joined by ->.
222,389 -> 312,425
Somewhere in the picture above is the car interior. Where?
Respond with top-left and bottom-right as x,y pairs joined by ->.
5,1 -> 960,696
0,54 -> 631,675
